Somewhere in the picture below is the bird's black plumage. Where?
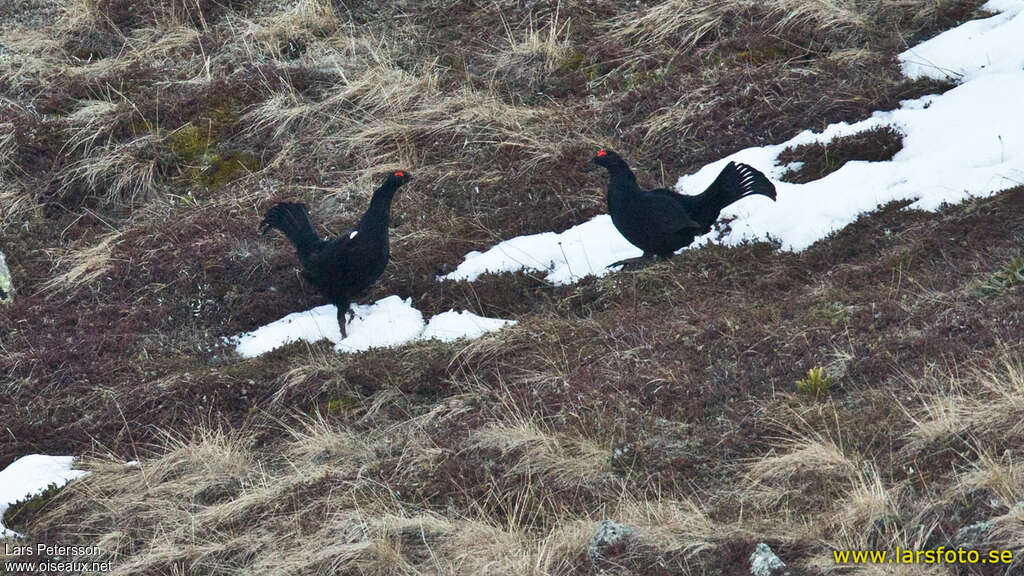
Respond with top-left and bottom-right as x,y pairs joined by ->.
259,170 -> 411,338
592,149 -> 776,264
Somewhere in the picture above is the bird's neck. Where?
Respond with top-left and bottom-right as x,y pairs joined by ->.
358,184 -> 398,234
607,164 -> 638,191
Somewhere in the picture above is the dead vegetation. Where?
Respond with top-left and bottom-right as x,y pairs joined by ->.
779,125 -> 905,183
3,0 -> 1021,574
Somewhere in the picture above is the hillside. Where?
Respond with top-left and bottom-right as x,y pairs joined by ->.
2,0 -> 1023,574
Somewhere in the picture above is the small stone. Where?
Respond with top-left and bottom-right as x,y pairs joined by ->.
749,542 -> 787,576
955,519 -> 994,547
956,502 -> 1024,547
587,520 -> 634,567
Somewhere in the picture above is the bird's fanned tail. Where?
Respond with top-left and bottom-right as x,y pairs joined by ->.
693,161 -> 776,225
259,202 -> 321,257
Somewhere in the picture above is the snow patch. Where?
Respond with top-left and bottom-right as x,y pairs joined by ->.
900,1 -> 1024,81
444,0 -> 1024,286
231,295 -> 515,357
422,310 -> 516,342
334,296 -> 426,353
441,215 -> 642,284
1,455 -> 88,538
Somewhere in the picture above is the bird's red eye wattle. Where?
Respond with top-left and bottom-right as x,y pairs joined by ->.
596,149 -> 608,157
395,171 -> 405,178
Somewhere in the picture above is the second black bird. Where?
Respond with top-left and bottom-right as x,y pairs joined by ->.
592,149 -> 776,266
259,170 -> 412,338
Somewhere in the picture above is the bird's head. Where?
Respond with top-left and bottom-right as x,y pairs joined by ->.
386,170 -> 412,188
591,148 -> 626,171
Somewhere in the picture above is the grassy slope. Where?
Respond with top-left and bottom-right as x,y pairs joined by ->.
2,0 -> 1023,574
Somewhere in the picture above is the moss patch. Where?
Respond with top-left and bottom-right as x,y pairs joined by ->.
167,121 -> 258,191
195,151 -> 259,191
1,483 -> 66,534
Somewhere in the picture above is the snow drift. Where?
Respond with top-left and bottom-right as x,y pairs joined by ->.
231,295 -> 515,357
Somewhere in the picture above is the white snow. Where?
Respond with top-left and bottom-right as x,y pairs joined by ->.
422,310 -> 517,342
444,0 -> 1024,285
440,215 -> 642,285
231,295 -> 515,357
900,0 -> 1024,82
1,455 -> 88,538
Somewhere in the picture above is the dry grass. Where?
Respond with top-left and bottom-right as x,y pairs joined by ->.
59,134 -> 167,202
992,504 -> 1024,557
902,358 -> 1024,456
468,419 -> 612,492
612,0 -> 947,52
36,418 -> 718,575
243,0 -> 339,58
610,0 -> 725,53
63,99 -> 127,154
610,0 -> 870,62
957,447 -> 1023,509
830,466 -> 899,544
41,231 -> 123,293
900,392 -> 968,454
968,359 -> 1024,438
246,72 -> 579,177
748,433 -> 860,487
616,497 -> 725,557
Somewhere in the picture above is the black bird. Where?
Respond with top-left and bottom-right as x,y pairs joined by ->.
592,149 -> 776,267
259,170 -> 412,338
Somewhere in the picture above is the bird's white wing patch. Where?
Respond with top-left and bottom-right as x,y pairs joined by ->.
349,230 -> 358,239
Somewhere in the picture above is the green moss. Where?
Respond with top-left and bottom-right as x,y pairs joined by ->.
1,482 -> 65,532
326,395 -> 360,415
723,42 -> 793,66
196,151 -> 258,191
166,117 -> 258,193
620,65 -> 672,90
561,51 -> 587,72
167,124 -> 213,162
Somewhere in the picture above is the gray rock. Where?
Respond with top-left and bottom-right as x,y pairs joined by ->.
956,519 -> 994,547
587,520 -> 634,567
955,501 -> 1024,547
749,542 -> 788,576
0,249 -> 13,304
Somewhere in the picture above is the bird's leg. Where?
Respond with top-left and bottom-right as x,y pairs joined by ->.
337,303 -> 350,339
608,253 -> 658,270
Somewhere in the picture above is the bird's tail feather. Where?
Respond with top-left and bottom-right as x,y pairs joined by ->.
695,161 -> 776,224
259,202 -> 320,257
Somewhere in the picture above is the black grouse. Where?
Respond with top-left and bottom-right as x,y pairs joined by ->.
259,170 -> 412,338
592,149 -> 776,266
